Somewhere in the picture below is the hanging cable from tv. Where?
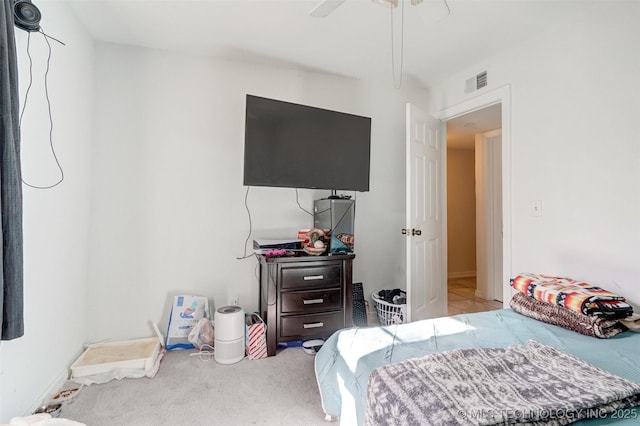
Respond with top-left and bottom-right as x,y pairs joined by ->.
14,0 -> 67,189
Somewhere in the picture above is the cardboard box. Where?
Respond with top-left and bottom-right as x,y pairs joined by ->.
165,295 -> 209,350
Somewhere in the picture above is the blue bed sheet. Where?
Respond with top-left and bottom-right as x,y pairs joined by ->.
314,309 -> 640,426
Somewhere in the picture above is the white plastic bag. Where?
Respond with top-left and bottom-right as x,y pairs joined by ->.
188,317 -> 215,349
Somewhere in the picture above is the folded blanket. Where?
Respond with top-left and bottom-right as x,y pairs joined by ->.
509,292 -> 627,338
621,314 -> 640,332
365,340 -> 640,426
511,273 -> 633,319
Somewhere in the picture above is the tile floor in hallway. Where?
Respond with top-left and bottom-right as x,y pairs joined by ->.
448,276 -> 504,315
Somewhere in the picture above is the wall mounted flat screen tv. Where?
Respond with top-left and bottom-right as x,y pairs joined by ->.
243,95 -> 371,192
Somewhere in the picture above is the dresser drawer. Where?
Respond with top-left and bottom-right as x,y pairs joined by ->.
280,311 -> 344,339
281,264 -> 341,289
281,289 -> 342,314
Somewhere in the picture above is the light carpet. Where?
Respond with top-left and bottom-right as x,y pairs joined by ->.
59,347 -> 331,425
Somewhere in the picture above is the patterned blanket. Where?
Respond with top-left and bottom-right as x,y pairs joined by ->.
511,273 -> 633,319
365,340 -> 640,426
509,292 -> 627,339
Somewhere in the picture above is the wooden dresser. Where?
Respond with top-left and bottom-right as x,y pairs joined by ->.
257,253 -> 355,356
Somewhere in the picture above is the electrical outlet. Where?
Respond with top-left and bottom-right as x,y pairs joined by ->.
531,200 -> 542,217
229,296 -> 240,307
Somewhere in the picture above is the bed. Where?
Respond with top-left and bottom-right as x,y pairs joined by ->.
314,309 -> 640,425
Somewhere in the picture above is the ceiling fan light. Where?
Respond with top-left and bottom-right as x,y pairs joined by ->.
371,0 -> 398,8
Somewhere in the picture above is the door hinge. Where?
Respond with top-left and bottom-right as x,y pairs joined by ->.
402,228 -> 422,236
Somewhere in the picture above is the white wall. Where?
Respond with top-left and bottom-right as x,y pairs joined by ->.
0,3 -> 94,421
87,43 -> 424,341
447,148 -> 476,277
430,2 -> 640,307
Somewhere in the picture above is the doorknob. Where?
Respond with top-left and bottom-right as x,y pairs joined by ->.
412,229 -> 422,236
401,228 -> 409,235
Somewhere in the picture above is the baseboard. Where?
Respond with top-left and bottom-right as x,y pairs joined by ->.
448,271 -> 476,279
475,288 -> 491,300
26,347 -> 84,416
365,300 -> 379,326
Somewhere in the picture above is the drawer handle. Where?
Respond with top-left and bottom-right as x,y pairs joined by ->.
303,322 -> 324,329
304,275 -> 324,281
303,298 -> 324,305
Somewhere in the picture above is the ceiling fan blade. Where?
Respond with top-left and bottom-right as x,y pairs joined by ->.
309,0 -> 347,18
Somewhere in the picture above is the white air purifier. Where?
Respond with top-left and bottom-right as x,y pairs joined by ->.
214,305 -> 245,364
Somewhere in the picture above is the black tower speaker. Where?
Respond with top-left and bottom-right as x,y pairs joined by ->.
14,0 -> 41,32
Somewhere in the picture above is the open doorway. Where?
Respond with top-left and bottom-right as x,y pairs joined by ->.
446,103 -> 503,315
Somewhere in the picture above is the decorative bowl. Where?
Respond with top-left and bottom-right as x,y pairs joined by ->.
303,245 -> 326,256
34,403 -> 62,417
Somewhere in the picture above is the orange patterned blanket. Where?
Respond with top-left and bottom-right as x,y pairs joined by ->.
511,273 -> 633,319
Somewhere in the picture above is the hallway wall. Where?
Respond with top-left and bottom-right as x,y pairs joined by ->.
446,147 -> 476,278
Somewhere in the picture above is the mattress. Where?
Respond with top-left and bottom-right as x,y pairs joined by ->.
314,309 -> 640,426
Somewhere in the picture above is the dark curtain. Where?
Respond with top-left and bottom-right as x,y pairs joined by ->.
0,0 -> 24,341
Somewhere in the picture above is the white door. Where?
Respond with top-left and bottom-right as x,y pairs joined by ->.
474,130 -> 503,302
405,103 -> 447,322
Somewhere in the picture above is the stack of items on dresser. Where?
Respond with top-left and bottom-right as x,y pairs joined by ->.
510,273 -> 639,338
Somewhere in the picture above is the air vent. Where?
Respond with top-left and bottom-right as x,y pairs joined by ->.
476,71 -> 487,89
464,70 -> 488,94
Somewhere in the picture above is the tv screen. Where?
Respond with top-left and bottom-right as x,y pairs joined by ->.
243,95 -> 371,192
